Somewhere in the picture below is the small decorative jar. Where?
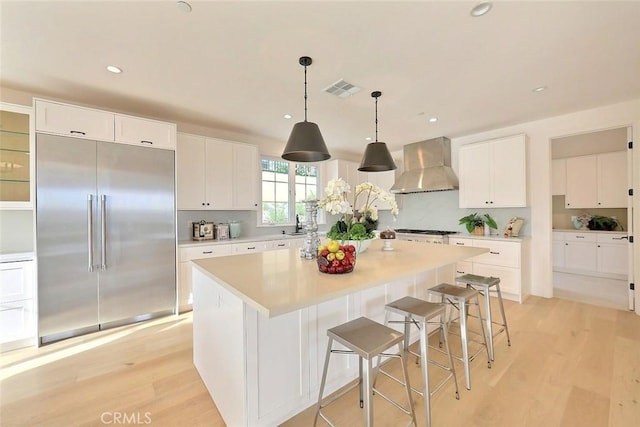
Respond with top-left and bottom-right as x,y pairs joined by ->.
379,227 -> 396,251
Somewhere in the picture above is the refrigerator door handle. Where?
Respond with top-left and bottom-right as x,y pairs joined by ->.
87,194 -> 94,272
101,194 -> 107,271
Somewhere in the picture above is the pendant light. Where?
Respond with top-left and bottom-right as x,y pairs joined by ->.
282,56 -> 331,162
358,91 -> 397,172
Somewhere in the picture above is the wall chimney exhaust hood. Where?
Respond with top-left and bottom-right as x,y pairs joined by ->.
390,136 -> 459,193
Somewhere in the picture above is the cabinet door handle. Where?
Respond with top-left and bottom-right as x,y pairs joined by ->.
248,247 -> 256,250
202,251 -> 213,254
141,140 -> 153,145
489,251 -> 500,255
70,130 -> 86,135
277,244 -> 286,247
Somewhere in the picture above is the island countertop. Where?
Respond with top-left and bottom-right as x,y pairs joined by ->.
192,239 -> 487,318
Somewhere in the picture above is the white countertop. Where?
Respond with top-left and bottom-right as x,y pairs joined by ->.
192,239 -> 487,318
179,233 -> 306,248
449,233 -> 530,241
552,228 -> 626,234
0,252 -> 35,263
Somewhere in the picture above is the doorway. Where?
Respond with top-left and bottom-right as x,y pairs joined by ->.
550,126 -> 633,310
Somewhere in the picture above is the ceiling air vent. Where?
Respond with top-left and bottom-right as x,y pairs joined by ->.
323,79 -> 361,98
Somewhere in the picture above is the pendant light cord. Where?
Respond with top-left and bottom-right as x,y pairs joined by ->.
374,95 -> 379,142
303,65 -> 308,122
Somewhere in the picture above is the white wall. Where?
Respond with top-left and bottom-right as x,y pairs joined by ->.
449,98 -> 640,300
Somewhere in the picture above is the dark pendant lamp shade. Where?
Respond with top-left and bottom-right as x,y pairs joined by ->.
281,56 -> 331,163
358,91 -> 397,172
359,142 -> 397,172
282,121 -> 330,162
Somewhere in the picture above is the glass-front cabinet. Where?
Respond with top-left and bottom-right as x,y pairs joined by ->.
0,103 -> 33,208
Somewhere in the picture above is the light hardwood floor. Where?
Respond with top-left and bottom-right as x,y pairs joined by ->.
1,296 -> 639,426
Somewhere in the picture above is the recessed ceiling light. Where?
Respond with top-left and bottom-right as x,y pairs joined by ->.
429,117 -> 438,123
532,86 -> 547,93
470,2 -> 492,17
106,65 -> 122,74
176,1 -> 192,13
283,114 -> 292,119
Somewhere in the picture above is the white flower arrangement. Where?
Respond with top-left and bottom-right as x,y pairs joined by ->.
319,177 -> 398,240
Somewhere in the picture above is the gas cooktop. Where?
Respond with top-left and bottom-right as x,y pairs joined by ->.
394,229 -> 458,235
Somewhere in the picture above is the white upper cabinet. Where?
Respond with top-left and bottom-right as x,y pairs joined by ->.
176,133 -> 258,210
35,99 -> 176,151
176,133 -> 207,209
35,99 -> 114,141
232,142 -> 259,210
596,151 -> 627,207
459,134 -> 527,208
114,114 -> 176,150
0,103 -> 33,209
551,158 -> 566,195
565,151 -> 626,209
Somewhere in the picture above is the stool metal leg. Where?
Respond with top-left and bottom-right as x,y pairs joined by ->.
473,295 -> 491,369
458,296 -> 472,390
314,337 -> 334,427
399,341 -> 417,427
439,311 -> 460,401
359,356 -> 364,409
363,357 -> 373,427
495,284 -> 512,346
419,318 -> 431,427
482,287 -> 495,361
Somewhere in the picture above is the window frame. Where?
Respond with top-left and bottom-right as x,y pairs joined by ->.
258,156 -> 323,227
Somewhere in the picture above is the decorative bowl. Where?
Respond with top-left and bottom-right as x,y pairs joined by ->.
317,242 -> 357,274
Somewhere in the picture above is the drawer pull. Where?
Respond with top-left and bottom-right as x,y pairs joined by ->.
456,270 -> 465,274
489,251 -> 500,255
141,140 -> 153,145
456,242 -> 465,246
70,130 -> 86,135
612,236 -> 628,240
277,244 -> 286,247
575,236 -> 585,239
248,247 -> 256,250
202,251 -> 213,254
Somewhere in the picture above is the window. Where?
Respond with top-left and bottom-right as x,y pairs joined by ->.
260,157 -> 319,225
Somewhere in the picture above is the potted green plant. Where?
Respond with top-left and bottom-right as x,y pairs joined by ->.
587,215 -> 620,231
459,213 -> 498,235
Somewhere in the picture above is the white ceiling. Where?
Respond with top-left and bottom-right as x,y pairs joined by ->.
2,1 -> 639,157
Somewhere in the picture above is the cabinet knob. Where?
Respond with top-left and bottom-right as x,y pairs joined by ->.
206,203 -> 210,206
202,202 -> 205,206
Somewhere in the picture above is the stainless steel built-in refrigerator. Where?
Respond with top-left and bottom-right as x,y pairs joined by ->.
36,134 -> 176,344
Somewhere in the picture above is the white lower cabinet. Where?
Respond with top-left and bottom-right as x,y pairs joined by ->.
449,236 -> 528,303
178,244 -> 232,313
1,258 -> 36,351
553,231 -> 628,278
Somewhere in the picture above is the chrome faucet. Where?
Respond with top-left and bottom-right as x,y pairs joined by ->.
295,214 -> 303,233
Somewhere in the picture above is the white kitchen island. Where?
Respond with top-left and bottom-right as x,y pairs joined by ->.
192,239 -> 487,426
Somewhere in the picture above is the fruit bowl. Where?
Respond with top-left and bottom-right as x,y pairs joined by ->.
317,241 -> 357,274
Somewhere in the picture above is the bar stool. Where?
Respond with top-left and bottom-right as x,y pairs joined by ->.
377,296 -> 459,427
314,316 -> 417,427
427,283 -> 491,390
455,274 -> 511,361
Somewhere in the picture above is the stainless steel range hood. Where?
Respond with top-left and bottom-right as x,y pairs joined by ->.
390,136 -> 459,193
